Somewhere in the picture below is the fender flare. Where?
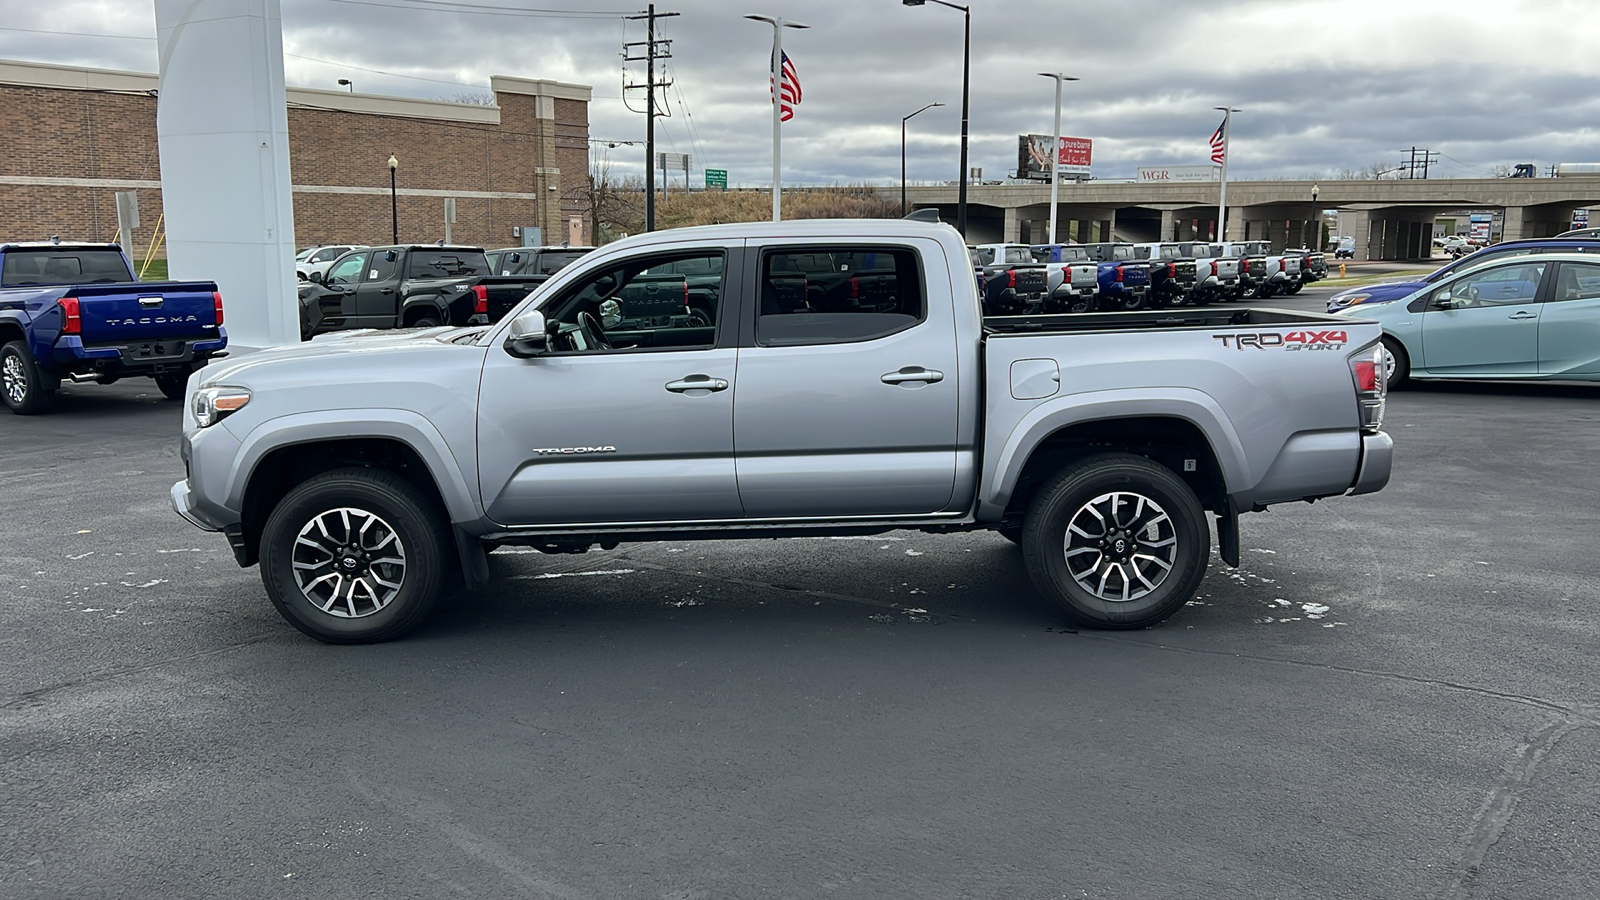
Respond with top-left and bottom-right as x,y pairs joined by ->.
227,409 -> 481,526
978,388 -> 1250,520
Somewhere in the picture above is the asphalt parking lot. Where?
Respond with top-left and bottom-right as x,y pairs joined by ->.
4,278 -> 1597,899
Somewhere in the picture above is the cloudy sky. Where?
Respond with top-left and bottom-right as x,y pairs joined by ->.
6,0 -> 1600,187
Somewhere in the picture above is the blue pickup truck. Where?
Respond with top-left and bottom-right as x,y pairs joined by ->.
0,242 -> 227,413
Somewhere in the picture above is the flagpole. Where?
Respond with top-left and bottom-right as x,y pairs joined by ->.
771,19 -> 782,221
1214,106 -> 1238,242
746,15 -> 808,222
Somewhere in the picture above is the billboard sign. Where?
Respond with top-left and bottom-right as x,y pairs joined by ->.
1019,134 -> 1092,179
1137,165 -> 1221,184
1469,213 -> 1494,243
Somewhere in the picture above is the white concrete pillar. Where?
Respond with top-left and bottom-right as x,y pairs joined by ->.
1500,206 -> 1527,243
1159,209 -> 1174,242
155,0 -> 298,349
1003,206 -> 1021,243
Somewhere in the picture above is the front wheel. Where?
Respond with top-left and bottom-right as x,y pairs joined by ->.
1021,453 -> 1209,629
154,369 -> 189,401
259,467 -> 454,643
1,340 -> 56,415
1381,336 -> 1410,390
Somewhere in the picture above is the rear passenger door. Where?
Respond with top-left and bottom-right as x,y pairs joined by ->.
733,241 -> 960,518
1539,261 -> 1600,376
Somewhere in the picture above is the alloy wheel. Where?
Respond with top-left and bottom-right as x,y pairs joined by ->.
1061,491 -> 1178,602
2,353 -> 25,406
291,506 -> 408,618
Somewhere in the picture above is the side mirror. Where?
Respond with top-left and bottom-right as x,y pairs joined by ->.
504,310 -> 549,358
308,270 -> 324,284
384,250 -> 398,263
1432,291 -> 1454,309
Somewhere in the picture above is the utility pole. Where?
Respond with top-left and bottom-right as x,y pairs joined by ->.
624,5 -> 678,232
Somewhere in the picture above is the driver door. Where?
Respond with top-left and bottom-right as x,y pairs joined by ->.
477,246 -> 745,526
319,252 -> 368,326
1420,261 -> 1548,375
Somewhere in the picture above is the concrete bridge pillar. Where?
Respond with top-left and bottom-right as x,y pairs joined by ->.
1341,209 -> 1371,261
1160,209 -> 1175,241
1003,206 -> 1021,244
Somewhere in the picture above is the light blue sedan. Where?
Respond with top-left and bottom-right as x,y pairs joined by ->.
1332,253 -> 1600,387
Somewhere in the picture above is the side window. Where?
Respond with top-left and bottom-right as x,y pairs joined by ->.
1552,262 -> 1600,302
757,247 -> 924,347
544,251 -> 724,353
325,253 -> 367,286
1438,262 -> 1547,307
975,247 -> 995,266
367,251 -> 400,282
312,247 -> 343,263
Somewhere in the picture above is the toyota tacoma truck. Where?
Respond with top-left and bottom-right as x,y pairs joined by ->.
171,220 -> 1393,644
970,243 -> 1049,314
0,241 -> 227,412
298,245 -> 543,337
1028,244 -> 1101,313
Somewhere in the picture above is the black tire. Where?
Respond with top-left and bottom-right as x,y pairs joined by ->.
1020,453 -> 1209,630
154,370 -> 189,401
1120,292 -> 1147,311
410,315 -> 442,328
1066,294 -> 1095,314
1381,336 -> 1410,390
259,467 -> 454,643
1285,282 -> 1304,295
1,340 -> 56,415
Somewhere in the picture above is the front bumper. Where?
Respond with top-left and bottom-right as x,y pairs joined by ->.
171,479 -> 222,531
1348,431 -> 1393,496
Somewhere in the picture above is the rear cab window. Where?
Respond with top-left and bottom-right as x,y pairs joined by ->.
1,249 -> 134,286
757,246 -> 925,346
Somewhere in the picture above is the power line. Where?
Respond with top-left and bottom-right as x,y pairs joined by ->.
321,0 -> 632,18
0,26 -> 153,40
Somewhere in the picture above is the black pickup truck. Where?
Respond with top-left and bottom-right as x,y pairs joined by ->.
486,245 -> 594,278
970,244 -> 1049,315
298,245 -> 542,337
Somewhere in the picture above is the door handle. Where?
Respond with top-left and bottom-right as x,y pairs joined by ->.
665,375 -> 729,393
380,288 -> 394,295
1507,311 -> 1538,319
881,367 -> 945,385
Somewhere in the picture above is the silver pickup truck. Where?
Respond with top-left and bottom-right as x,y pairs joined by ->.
172,220 -> 1393,643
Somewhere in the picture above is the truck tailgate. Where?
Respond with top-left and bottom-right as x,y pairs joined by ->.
73,281 -> 220,344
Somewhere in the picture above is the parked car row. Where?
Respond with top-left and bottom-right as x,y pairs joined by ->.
970,240 -> 1326,315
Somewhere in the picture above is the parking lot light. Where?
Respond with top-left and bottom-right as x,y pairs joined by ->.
388,154 -> 399,245
903,0 -> 970,237
1039,73 -> 1080,245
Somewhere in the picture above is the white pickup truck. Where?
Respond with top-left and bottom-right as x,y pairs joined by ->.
173,220 -> 1393,643
1220,240 -> 1302,299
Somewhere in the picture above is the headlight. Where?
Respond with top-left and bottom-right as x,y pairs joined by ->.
1330,292 -> 1371,308
192,386 -> 251,428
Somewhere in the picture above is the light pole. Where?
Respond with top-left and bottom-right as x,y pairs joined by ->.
387,154 -> 399,245
1039,72 -> 1079,245
746,14 -> 809,222
337,78 -> 354,93
1309,183 -> 1320,248
901,102 -> 944,216
903,0 -> 969,237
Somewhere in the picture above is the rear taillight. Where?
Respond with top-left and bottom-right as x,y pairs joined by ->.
683,278 -> 690,306
1007,269 -> 1016,288
471,284 -> 488,314
1350,344 -> 1387,432
60,296 -> 81,335
1279,258 -> 1287,272
849,276 -> 859,298
1115,265 -> 1124,282
212,291 -> 224,326
1210,260 -> 1219,276
1167,263 -> 1176,278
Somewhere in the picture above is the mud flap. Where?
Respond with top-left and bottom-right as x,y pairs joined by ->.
1215,501 -> 1240,568
455,526 -> 491,590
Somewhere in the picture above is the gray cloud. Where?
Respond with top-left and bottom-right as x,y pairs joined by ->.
4,0 -> 1598,185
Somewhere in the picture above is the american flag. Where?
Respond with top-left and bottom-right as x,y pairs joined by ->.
770,50 -> 801,122
1209,117 -> 1227,165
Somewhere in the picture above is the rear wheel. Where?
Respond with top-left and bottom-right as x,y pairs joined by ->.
259,467 -> 453,643
1021,453 -> 1209,629
1066,294 -> 1094,314
1285,282 -> 1304,295
410,315 -> 442,328
1,340 -> 55,415
1381,336 -> 1410,390
154,370 -> 189,401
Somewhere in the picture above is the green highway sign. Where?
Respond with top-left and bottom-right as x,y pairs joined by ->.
705,168 -> 728,190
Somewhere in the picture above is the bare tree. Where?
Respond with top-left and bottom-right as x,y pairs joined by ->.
438,92 -> 496,106
564,154 -> 643,245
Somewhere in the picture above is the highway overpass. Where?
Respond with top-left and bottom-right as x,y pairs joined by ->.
903,177 -> 1600,259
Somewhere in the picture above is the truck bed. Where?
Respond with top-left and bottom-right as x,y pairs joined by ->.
982,307 -> 1352,335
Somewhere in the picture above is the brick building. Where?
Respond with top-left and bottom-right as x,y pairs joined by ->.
0,58 -> 592,257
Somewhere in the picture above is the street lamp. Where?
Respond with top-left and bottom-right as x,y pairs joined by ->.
387,154 -> 399,245
1039,72 -> 1080,245
745,14 -> 809,222
901,102 -> 944,216
1309,183 -> 1320,248
903,0 -> 970,237
337,78 -> 354,93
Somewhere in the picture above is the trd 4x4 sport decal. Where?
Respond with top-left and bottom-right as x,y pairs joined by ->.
1213,330 -> 1348,351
